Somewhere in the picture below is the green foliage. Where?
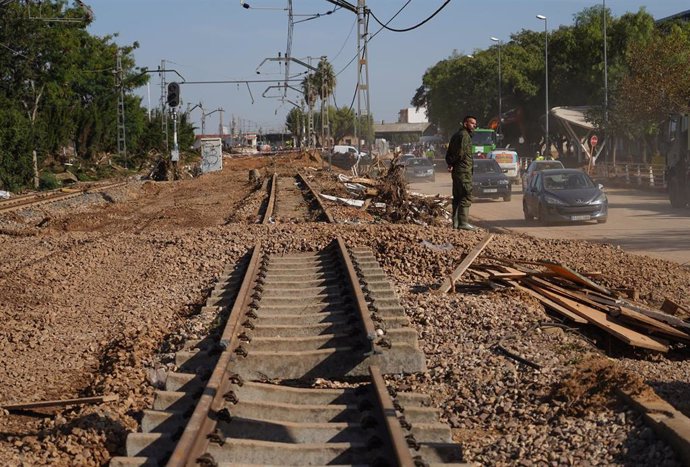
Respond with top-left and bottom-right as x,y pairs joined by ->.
39,171 -> 59,190
413,6 -> 683,153
0,0 -> 165,190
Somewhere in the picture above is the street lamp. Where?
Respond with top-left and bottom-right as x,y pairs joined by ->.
536,14 -> 548,157
490,37 -> 502,139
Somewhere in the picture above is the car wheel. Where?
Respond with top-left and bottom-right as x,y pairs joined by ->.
597,218 -> 608,224
538,203 -> 550,226
523,200 -> 534,220
503,193 -> 512,202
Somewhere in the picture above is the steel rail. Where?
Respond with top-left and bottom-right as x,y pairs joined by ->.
166,242 -> 263,467
369,365 -> 416,466
297,171 -> 335,223
0,182 -> 127,214
335,236 -> 377,352
261,173 -> 277,224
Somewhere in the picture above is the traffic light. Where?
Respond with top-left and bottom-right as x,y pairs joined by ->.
167,82 -> 180,107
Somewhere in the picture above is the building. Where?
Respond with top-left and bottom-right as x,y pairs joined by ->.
398,107 -> 428,124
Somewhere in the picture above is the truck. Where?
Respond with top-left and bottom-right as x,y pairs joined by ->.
471,128 -> 497,158
665,114 -> 690,208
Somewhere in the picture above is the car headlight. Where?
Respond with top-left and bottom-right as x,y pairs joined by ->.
544,194 -> 566,205
591,193 -> 607,205
497,179 -> 509,185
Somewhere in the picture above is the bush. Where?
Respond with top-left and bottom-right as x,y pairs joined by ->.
39,171 -> 60,190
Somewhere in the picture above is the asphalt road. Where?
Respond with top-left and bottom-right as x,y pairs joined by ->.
408,171 -> 690,266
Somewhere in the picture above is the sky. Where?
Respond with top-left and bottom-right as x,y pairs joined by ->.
81,0 -> 688,135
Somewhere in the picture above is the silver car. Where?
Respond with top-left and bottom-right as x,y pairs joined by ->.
522,168 -> 608,225
521,159 -> 564,191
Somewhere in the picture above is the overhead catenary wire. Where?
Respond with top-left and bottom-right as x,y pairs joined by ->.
369,0 -> 452,33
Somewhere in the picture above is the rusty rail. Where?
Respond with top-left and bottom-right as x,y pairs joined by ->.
0,182 -> 127,214
261,173 -> 277,224
297,171 -> 335,223
336,236 -> 377,351
167,242 -> 263,467
370,365 -> 416,467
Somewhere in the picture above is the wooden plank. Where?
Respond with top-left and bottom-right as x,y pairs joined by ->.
1,394 -> 119,411
616,307 -> 690,342
618,298 -> 690,332
530,285 -> 668,352
437,233 -> 494,294
505,279 -> 588,324
524,277 -> 611,311
661,298 -> 690,316
537,261 -> 612,295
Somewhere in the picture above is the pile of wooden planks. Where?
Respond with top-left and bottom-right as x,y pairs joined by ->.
468,259 -> 690,353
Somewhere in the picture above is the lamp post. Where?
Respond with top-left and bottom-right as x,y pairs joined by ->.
490,37 -> 502,138
536,14 -> 548,156
603,0 -> 608,162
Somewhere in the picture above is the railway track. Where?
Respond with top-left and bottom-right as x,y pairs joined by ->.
0,182 -> 127,214
111,239 -> 468,466
262,172 -> 334,224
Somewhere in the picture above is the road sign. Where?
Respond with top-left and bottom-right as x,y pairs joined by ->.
590,135 -> 598,147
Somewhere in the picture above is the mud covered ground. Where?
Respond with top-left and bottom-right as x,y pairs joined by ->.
0,153 -> 689,466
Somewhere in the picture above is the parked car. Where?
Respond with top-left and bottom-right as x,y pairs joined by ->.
472,158 -> 512,201
522,168 -> 608,225
521,159 -> 565,191
404,157 -> 435,182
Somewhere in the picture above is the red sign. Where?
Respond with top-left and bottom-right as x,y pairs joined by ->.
590,135 -> 599,147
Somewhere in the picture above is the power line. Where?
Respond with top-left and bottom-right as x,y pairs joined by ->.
369,0 -> 451,33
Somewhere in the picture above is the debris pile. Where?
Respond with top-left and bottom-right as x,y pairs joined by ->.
441,234 -> 690,353
317,162 -> 450,225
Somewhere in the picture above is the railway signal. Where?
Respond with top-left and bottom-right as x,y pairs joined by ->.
167,82 -> 180,107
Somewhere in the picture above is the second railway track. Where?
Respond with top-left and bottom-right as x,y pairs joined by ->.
262,172 -> 334,224
111,238 -> 469,466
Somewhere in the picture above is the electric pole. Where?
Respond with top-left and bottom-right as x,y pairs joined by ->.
115,49 -> 127,166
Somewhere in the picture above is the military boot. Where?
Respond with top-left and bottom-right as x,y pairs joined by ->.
458,207 -> 478,231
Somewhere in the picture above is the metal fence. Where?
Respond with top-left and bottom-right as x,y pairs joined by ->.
517,157 -> 666,189
592,163 -> 666,189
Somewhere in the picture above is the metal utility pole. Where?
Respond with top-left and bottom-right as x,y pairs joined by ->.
320,64 -> 330,148
490,37 -> 502,138
159,60 -> 169,152
603,0 -> 609,162
115,49 -> 127,165
356,0 -> 371,153
537,15 -> 549,156
324,0 -> 371,151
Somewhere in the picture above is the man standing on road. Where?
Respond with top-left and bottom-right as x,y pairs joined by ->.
446,115 -> 478,230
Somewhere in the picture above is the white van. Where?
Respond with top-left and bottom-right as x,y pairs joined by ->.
489,149 -> 520,181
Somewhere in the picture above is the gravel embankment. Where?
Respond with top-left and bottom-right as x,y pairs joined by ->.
0,155 -> 688,466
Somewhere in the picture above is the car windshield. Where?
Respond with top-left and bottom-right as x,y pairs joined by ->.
473,160 -> 502,174
471,132 -> 495,145
532,161 -> 564,172
408,158 -> 432,167
543,172 -> 594,190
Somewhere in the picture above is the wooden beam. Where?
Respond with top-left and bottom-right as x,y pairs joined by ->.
1,395 -> 119,411
437,233 -> 494,294
505,279 -> 588,324
530,285 -> 668,352
537,261 -> 611,295
615,307 -> 690,342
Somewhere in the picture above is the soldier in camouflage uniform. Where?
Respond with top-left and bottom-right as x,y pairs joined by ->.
445,115 -> 478,230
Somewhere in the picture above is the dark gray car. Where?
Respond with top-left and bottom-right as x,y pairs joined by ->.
522,168 -> 608,225
404,157 -> 435,182
472,159 -> 512,201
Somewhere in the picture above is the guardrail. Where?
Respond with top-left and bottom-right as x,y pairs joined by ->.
593,163 -> 666,189
517,157 -> 666,189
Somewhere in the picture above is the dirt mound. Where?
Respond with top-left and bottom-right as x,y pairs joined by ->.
550,355 -> 651,415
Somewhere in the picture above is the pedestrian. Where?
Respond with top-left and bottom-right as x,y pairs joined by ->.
445,115 -> 478,230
